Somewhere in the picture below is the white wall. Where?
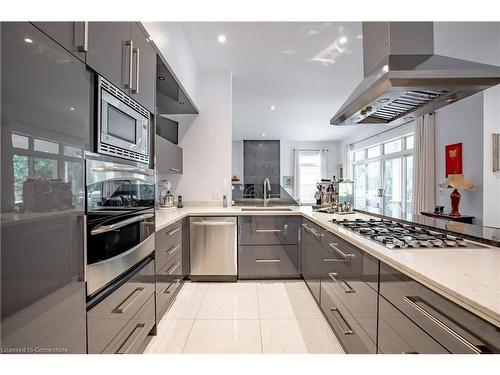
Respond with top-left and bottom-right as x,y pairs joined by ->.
434,94 -> 484,224
433,22 -> 500,227
232,140 -> 244,183
142,22 -> 198,107
164,69 -> 232,204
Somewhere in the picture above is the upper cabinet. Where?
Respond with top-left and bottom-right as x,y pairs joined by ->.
32,22 -> 88,62
86,22 -> 156,113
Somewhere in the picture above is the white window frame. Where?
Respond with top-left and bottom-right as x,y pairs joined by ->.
298,149 -> 322,205
352,133 -> 414,216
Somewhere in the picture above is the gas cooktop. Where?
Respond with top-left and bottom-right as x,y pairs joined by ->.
330,218 -> 481,249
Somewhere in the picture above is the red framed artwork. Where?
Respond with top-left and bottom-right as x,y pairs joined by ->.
445,143 -> 463,177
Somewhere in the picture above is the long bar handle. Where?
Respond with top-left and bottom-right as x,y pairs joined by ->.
255,229 -> 282,233
166,244 -> 180,256
169,168 -> 180,172
255,259 -> 281,263
116,323 -> 146,354
77,21 -> 88,52
329,242 -> 354,260
132,47 -> 140,94
113,287 -> 144,314
330,307 -> 354,335
403,296 -> 482,354
124,40 -> 134,89
166,227 -> 180,236
91,166 -> 154,176
329,272 -> 356,294
166,262 -> 181,275
191,221 -> 236,226
302,223 -> 323,237
163,279 -> 181,294
91,213 -> 154,235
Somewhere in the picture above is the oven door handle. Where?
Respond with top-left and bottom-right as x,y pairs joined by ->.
91,166 -> 154,176
91,213 -> 154,235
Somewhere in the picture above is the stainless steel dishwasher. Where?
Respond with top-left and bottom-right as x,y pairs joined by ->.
189,217 -> 237,281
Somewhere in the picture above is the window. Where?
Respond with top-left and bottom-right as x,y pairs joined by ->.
299,150 -> 321,205
352,133 -> 414,216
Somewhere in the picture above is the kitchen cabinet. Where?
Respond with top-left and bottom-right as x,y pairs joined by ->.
155,220 -> 184,322
238,216 -> 300,279
319,231 -> 379,354
87,256 -> 155,354
1,22 -> 90,353
300,219 -> 322,302
130,23 -> 156,111
379,262 -> 500,354
32,22 -> 88,62
156,135 -> 183,174
87,22 -> 155,112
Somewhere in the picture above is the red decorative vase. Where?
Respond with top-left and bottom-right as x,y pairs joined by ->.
449,188 -> 461,216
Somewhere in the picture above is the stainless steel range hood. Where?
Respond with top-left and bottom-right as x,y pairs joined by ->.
331,22 -> 500,126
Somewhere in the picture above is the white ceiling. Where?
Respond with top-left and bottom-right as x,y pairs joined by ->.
181,22 -> 391,142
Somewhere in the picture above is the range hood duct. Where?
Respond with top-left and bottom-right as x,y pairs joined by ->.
331,22 -> 500,126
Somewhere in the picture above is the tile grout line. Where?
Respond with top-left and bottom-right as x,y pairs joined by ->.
180,283 -> 209,354
256,282 -> 264,354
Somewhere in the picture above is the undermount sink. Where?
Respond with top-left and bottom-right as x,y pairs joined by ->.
240,207 -> 294,211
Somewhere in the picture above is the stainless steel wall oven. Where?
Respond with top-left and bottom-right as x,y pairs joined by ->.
85,158 -> 155,297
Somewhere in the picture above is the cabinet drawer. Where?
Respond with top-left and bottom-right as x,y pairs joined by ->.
87,258 -> 155,354
156,252 -> 183,319
321,267 -> 378,346
320,280 -> 376,354
380,262 -> 500,353
155,222 -> 182,261
378,296 -> 449,354
238,245 -> 299,278
155,233 -> 182,271
102,295 -> 155,354
238,216 -> 300,246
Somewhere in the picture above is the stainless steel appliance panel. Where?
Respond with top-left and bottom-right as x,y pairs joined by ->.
190,217 -> 237,280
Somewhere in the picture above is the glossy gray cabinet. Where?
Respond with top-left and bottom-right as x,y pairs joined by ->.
301,220 -> 321,302
155,220 -> 184,323
378,295 -> 449,354
238,216 -> 300,279
87,22 -> 155,112
87,257 -> 155,354
379,262 -> 500,354
1,22 -> 90,353
130,23 -> 156,112
156,135 -> 183,174
32,22 -> 87,62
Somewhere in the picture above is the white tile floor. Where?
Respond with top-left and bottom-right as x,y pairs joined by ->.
145,280 -> 344,354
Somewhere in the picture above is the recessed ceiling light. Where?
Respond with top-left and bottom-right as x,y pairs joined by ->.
70,107 -> 75,111
217,34 -> 227,44
262,133 -> 266,137
339,36 -> 348,45
24,38 -> 33,44
382,64 -> 389,73
158,76 -> 165,80
270,105 -> 276,111
308,30 -> 319,35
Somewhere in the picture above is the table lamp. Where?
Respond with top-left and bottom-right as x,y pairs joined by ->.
439,174 -> 476,216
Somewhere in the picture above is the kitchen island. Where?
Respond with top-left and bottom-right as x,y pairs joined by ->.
156,205 -> 500,329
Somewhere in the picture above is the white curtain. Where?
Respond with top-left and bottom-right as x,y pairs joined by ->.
293,149 -> 301,202
412,113 -> 435,214
320,149 -> 328,179
343,143 -> 353,180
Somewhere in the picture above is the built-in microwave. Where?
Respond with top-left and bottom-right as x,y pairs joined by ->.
97,76 -> 151,163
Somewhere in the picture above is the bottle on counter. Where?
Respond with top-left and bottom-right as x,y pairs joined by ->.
223,195 -> 228,208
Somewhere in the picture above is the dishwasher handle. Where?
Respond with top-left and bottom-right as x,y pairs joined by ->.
191,221 -> 236,226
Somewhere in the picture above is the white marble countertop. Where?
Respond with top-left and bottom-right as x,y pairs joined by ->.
155,205 -> 500,327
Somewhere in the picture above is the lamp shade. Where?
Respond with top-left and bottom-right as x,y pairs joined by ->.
439,174 -> 477,190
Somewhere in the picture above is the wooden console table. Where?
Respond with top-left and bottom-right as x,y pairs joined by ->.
420,211 -> 475,224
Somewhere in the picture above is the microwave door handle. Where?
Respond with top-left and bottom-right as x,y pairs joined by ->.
91,166 -> 154,177
91,213 -> 154,235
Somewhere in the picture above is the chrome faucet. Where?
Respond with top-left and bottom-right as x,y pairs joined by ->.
263,178 -> 271,207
